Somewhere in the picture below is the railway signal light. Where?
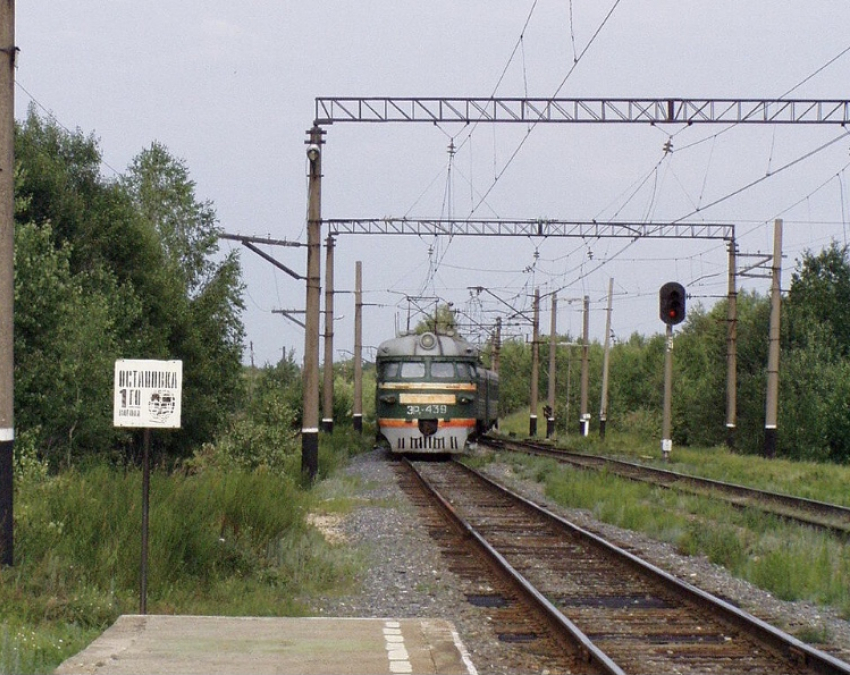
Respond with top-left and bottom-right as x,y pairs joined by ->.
659,282 -> 686,325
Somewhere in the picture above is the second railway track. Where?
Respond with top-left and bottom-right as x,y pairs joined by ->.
482,436 -> 850,538
404,457 -> 850,675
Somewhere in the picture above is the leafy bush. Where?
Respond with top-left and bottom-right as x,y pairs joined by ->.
13,427 -> 49,483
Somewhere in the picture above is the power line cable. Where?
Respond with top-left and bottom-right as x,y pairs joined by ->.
770,159 -> 850,225
469,0 -> 624,216
779,43 -> 850,98
568,0 -> 579,63
403,2 -> 541,220
673,130 -> 850,223
16,79 -> 124,177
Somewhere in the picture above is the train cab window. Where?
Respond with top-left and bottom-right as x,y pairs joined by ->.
430,362 -> 455,379
380,362 -> 400,380
456,363 -> 474,380
400,362 -> 426,379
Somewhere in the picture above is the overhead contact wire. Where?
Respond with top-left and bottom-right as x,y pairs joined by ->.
470,0 -> 624,216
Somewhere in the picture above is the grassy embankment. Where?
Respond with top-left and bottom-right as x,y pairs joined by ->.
0,429 -> 372,674
486,410 -> 850,631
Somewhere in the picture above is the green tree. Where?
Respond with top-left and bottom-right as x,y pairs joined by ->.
496,339 -> 532,416
15,109 -> 174,361
786,242 -> 850,355
123,142 -> 221,294
123,142 -> 245,456
14,221 -> 140,465
782,244 -> 850,462
14,112 -> 246,463
673,302 -> 728,447
607,332 -> 664,434
412,302 -> 458,335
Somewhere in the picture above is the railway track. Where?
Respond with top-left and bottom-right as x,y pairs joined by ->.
403,457 -> 850,675
481,436 -> 850,538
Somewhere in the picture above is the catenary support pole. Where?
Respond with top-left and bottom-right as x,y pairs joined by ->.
492,317 -> 502,375
0,0 -> 14,567
546,295 -> 557,438
599,278 -> 614,439
565,351 -> 573,434
302,126 -> 324,481
321,235 -> 335,433
353,261 -> 363,433
764,219 -> 783,459
726,239 -> 738,450
579,295 -> 590,436
529,289 -> 540,437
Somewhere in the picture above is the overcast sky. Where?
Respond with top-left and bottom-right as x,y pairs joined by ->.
14,2 -> 850,366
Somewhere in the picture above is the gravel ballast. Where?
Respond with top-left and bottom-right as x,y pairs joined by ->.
310,449 -> 850,674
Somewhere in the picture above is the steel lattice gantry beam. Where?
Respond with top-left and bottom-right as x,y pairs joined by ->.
325,218 -> 735,241
314,97 -> 850,126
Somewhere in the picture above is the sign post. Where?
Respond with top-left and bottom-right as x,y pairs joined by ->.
113,359 -> 182,614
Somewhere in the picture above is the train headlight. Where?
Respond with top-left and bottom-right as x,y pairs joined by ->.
379,395 -> 397,404
419,333 -> 437,350
458,395 -> 473,404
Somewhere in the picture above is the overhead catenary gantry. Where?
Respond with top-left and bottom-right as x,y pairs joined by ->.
315,97 -> 850,126
298,96 -> 845,479
325,218 -> 734,241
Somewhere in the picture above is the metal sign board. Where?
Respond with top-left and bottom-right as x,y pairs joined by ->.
113,360 -> 182,428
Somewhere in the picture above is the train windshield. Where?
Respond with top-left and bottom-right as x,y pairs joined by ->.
430,362 -> 455,379
379,362 -> 400,379
399,362 -> 426,378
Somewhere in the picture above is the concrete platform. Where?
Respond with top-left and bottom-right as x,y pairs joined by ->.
54,616 -> 478,675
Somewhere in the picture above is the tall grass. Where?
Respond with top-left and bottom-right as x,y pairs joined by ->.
496,412 -> 850,506
504,453 -> 850,621
2,448 -> 364,673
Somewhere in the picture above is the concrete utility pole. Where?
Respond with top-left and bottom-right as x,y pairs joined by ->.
529,289 -> 540,437
764,219 -> 783,459
726,240 -> 738,450
353,261 -> 363,434
492,317 -> 502,375
599,278 -> 614,439
302,126 -> 324,481
0,0 -> 13,567
321,235 -> 335,433
546,295 -> 557,438
565,350 -> 573,433
579,295 -> 590,436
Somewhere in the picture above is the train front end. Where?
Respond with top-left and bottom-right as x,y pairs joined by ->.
375,332 -> 479,454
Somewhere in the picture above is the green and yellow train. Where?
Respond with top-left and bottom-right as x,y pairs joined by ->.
375,331 -> 499,454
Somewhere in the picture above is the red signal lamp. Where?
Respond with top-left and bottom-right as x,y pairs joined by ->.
659,282 -> 686,326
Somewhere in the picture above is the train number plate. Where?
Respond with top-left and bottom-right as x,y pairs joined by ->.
399,394 -> 455,405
